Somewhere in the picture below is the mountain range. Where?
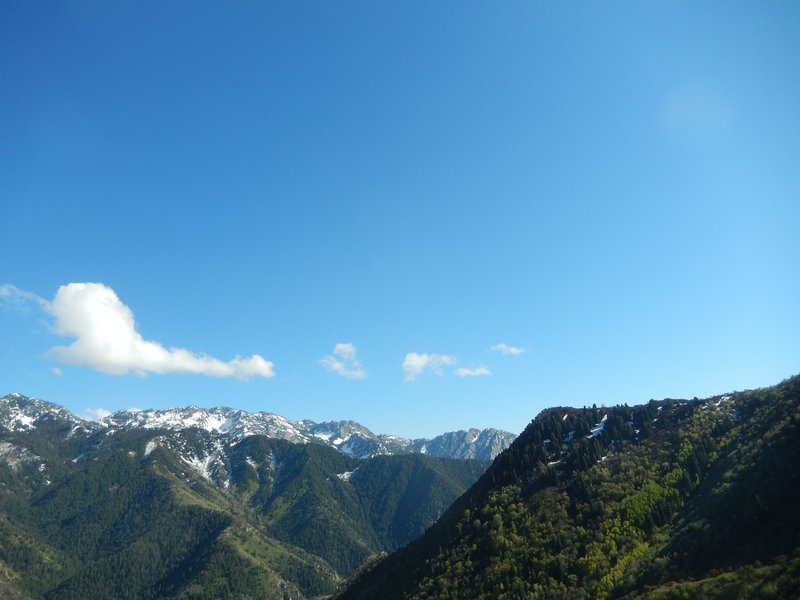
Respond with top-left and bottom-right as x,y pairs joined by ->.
3,376 -> 799,599
1,394 -> 515,461
0,392 -> 496,599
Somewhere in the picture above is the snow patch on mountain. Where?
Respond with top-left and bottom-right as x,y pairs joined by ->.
589,414 -> 607,438
144,439 -> 159,457
0,441 -> 40,471
337,468 -> 358,482
182,452 -> 217,482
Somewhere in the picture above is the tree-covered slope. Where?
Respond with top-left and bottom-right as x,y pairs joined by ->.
228,435 -> 487,576
0,428 -> 340,599
0,406 -> 489,599
336,376 -> 800,600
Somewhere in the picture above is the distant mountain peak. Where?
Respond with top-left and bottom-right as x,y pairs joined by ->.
0,393 -> 83,432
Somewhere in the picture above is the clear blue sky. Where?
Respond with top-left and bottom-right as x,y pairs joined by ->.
1,1 -> 798,438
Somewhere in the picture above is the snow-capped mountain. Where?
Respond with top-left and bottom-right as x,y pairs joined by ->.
0,392 -> 84,432
101,405 -> 516,459
0,393 -> 516,460
104,405 -> 312,444
409,427 -> 514,460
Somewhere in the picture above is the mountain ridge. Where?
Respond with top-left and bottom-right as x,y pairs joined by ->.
336,375 -> 800,599
0,392 -> 516,461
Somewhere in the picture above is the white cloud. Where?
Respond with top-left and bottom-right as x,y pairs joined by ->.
490,343 -> 525,356
83,407 -> 112,421
320,342 -> 367,379
402,352 -> 456,382
51,367 -> 63,376
44,282 -> 275,379
454,366 -> 492,377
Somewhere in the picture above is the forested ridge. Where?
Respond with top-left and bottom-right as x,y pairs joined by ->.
337,375 -> 800,600
0,403 -> 489,599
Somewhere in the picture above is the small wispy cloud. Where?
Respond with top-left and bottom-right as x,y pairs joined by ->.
402,352 -> 456,382
82,407 -> 112,421
490,343 -> 525,356
0,283 -> 48,310
320,342 -> 367,379
454,366 -> 492,377
51,367 -> 63,377
5,281 -> 275,379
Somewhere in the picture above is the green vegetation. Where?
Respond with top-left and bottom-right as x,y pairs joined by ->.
337,376 -> 800,599
4,376 -> 798,599
0,416 -> 489,599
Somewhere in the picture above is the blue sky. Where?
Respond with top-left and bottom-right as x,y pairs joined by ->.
1,1 -> 798,438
